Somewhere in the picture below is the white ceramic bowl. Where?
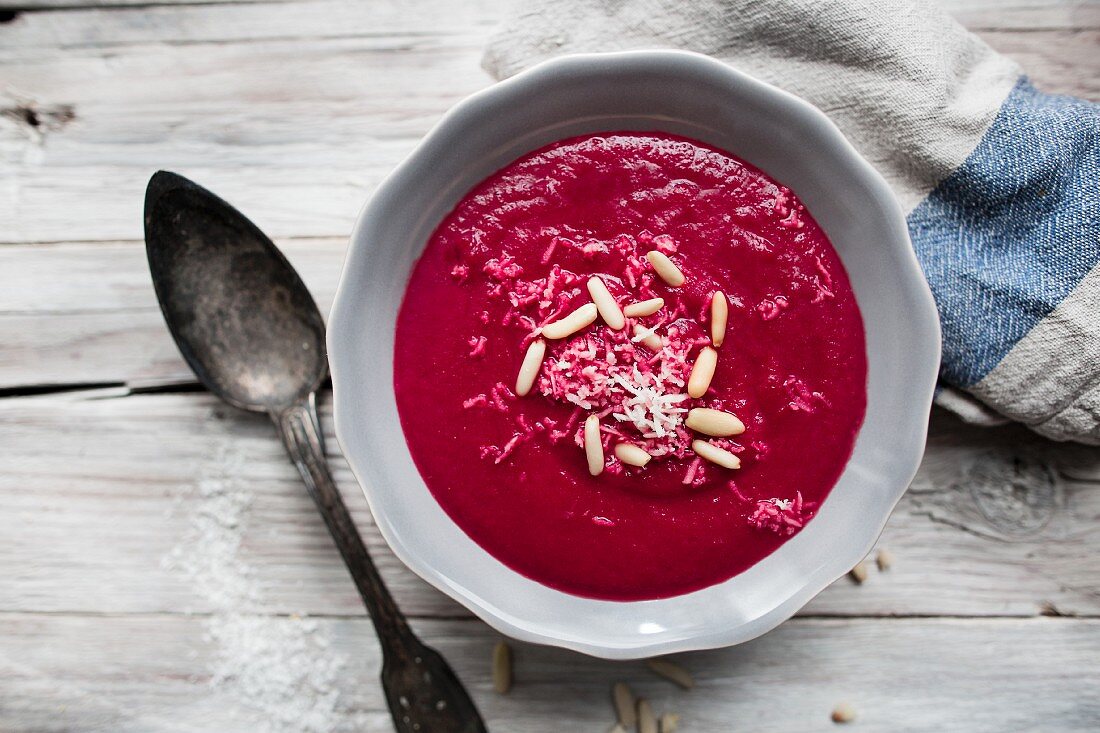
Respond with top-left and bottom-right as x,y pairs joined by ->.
329,50 -> 940,659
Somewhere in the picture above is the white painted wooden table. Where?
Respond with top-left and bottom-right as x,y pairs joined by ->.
2,1 -> 1098,731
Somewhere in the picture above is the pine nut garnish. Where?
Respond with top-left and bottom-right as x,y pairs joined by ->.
614,442 -> 652,468
660,713 -> 680,732
515,339 -> 546,397
687,346 -> 717,398
542,302 -> 598,339
491,640 -> 512,694
645,658 -> 694,689
876,548 -> 894,571
623,297 -> 664,317
692,439 -> 741,469
849,562 -> 868,584
685,407 -> 745,437
831,702 -> 857,723
584,414 -> 604,476
612,682 -> 636,726
710,290 -> 728,346
587,276 -> 625,330
637,699 -> 658,733
646,250 -> 685,286
632,323 -> 662,352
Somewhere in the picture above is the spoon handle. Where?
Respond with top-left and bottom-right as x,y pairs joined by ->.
273,395 -> 411,648
273,396 -> 488,733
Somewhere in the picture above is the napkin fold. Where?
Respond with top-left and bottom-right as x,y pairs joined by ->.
483,0 -> 1100,445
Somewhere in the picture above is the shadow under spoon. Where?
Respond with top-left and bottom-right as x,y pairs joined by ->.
144,170 -> 487,733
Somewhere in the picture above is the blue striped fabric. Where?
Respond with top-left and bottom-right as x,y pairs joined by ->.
907,78 -> 1100,388
485,0 -> 1100,442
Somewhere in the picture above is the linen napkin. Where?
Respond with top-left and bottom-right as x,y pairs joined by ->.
483,0 -> 1100,445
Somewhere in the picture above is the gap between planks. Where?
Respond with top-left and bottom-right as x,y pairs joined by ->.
0,608 -> 1095,621
1,0 -> 1097,32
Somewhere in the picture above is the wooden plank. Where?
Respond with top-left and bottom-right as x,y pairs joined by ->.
0,239 -> 345,387
0,2 -> 498,244
2,391 -> 1098,618
0,0 -> 303,8
0,388 -> 467,618
949,0 -> 1100,30
0,310 -> 191,387
981,29 -> 1100,98
2,0 -> 1097,30
3,0 -> 1089,52
0,238 -> 346,314
0,41 -> 494,243
0,0 -> 504,48
1,4 -> 1097,246
1,613 -> 1097,733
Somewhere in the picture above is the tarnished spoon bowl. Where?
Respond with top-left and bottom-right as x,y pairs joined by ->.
145,173 -> 325,411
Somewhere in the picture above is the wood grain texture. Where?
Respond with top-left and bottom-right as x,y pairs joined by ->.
2,2 -> 1098,732
2,614 -> 1097,733
0,1 -> 498,244
2,391 -> 1097,618
0,0 -> 501,47
0,239 -> 346,387
0,239 -> 343,387
980,29 -> 1100,98
1,0 -> 1097,246
949,0 -> 1100,29
2,0 -> 1097,25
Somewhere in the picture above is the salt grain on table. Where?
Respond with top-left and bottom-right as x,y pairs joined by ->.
160,443 -> 363,733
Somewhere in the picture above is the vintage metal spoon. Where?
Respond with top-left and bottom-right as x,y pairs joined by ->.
144,171 -> 487,733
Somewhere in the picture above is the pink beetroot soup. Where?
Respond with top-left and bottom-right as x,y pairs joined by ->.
393,132 -> 867,601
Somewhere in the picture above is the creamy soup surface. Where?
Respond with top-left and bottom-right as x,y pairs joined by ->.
394,132 -> 867,600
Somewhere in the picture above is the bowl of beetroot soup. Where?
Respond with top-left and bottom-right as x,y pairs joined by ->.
328,50 -> 940,659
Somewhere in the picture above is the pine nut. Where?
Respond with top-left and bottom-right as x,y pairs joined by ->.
850,562 -> 868,584
660,713 -> 680,733
632,323 -> 662,352
876,548 -> 894,571
586,276 -> 625,330
614,442 -> 652,467
623,297 -> 664,317
687,346 -> 717,398
515,339 -> 546,397
542,302 -> 598,339
637,699 -> 658,733
645,658 -> 694,689
491,640 -> 512,694
692,439 -> 741,469
685,407 -> 745,437
585,415 -> 604,476
710,290 -> 728,347
831,703 -> 856,723
646,250 -> 685,286
612,682 -> 636,726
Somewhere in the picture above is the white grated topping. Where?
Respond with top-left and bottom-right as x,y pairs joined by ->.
609,373 -> 689,440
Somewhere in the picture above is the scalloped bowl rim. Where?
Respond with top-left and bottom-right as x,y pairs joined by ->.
328,50 -> 941,659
